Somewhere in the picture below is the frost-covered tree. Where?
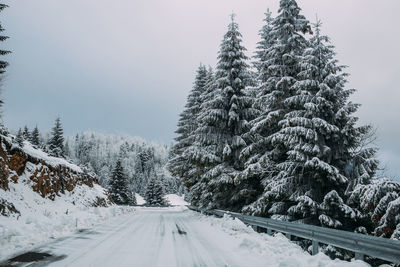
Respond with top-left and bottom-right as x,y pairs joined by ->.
64,140 -> 71,158
15,128 -> 24,147
30,126 -> 41,147
48,117 -> 65,158
65,132 -> 180,196
190,15 -> 256,210
144,176 -> 167,206
182,67 -> 217,206
168,64 -> 208,189
22,126 -> 30,140
236,10 -> 277,213
318,190 -> 359,229
243,0 -> 311,218
276,20 -> 377,226
253,9 -> 274,80
348,178 -> 400,239
0,3 -> 10,118
109,159 -> 136,205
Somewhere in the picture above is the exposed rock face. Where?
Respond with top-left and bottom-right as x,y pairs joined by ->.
0,135 -> 112,215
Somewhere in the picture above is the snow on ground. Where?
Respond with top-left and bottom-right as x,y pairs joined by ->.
165,194 -> 188,206
4,207 -> 370,267
135,193 -> 146,205
201,213 -> 369,267
0,175 -> 134,262
135,194 -> 188,206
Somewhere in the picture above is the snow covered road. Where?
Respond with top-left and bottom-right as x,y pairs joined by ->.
3,207 -> 369,267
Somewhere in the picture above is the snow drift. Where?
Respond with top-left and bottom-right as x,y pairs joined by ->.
0,133 -> 129,261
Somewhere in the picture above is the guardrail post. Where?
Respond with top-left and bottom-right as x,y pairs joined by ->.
252,225 -> 258,232
355,252 -> 364,261
267,228 -> 272,235
312,240 -> 319,255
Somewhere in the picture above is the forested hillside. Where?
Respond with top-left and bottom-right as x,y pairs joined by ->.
64,132 -> 183,196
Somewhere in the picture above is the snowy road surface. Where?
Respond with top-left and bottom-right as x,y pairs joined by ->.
3,207 -> 368,267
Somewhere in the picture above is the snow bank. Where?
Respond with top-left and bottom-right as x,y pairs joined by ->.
0,134 -> 135,261
191,212 -> 370,267
165,194 -> 188,206
135,194 -> 188,206
0,177 -> 134,261
136,193 -> 146,205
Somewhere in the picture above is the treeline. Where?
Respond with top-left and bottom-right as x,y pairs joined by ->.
169,0 -> 400,250
65,132 -> 183,196
13,120 -> 183,198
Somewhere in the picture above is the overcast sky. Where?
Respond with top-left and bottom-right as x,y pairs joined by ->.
1,0 -> 399,179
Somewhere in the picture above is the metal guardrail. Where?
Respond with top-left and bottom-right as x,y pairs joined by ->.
188,206 -> 400,264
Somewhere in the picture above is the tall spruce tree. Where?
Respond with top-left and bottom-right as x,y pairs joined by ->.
184,67 -> 217,207
23,125 -> 30,140
236,10 -> 276,210
15,128 -> 23,147
243,0 -> 312,218
168,64 -> 208,190
144,176 -> 167,206
0,3 -> 10,120
253,9 -> 274,79
109,159 -> 136,205
48,117 -> 65,158
192,15 -> 256,210
280,20 -> 377,227
30,125 -> 41,147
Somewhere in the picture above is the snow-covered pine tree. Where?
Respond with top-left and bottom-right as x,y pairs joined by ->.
236,10 -> 277,213
253,9 -> 274,80
15,128 -> 24,147
246,16 -> 378,231
168,64 -> 208,190
144,176 -> 167,206
30,126 -> 41,147
268,19 -> 346,222
0,3 -> 10,118
64,140 -> 71,158
183,67 -> 217,207
283,20 -> 377,228
48,117 -> 65,158
109,159 -> 135,205
22,126 -> 30,140
243,0 -> 311,218
348,178 -> 400,239
191,15 -> 256,210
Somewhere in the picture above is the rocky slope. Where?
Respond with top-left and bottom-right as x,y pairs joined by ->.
0,132 -> 112,217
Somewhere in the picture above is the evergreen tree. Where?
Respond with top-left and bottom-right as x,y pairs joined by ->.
0,3 -> 10,117
168,64 -> 208,190
245,12 -> 378,232
191,15 -> 256,210
183,67 -> 217,207
243,0 -> 311,217
15,128 -> 24,147
144,176 -> 167,206
109,159 -> 135,205
64,140 -> 71,158
30,125 -> 41,147
271,19 -> 377,226
253,9 -> 274,79
22,126 -> 30,140
349,178 -> 400,239
48,117 -> 65,158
